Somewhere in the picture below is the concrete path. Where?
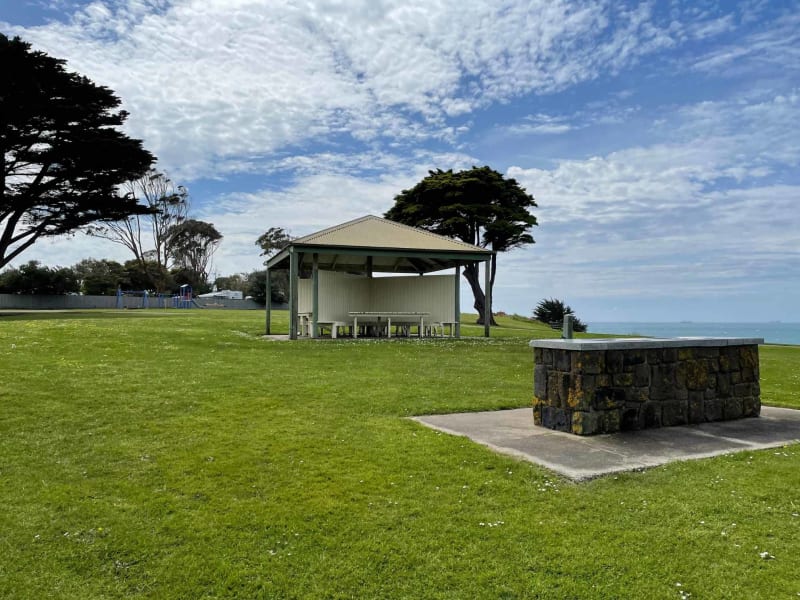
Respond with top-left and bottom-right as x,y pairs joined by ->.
412,406 -> 800,481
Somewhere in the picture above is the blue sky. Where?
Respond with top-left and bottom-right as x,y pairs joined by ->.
2,0 -> 799,322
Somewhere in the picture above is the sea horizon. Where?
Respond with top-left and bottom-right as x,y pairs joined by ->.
589,321 -> 800,346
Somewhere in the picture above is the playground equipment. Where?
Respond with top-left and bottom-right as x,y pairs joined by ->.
115,285 -> 206,309
116,287 -> 168,309
173,284 -> 195,308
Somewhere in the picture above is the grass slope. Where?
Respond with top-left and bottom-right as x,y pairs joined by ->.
1,310 -> 798,598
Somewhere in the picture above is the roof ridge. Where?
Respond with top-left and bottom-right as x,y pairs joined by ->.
292,215 -> 373,244
375,216 -> 486,251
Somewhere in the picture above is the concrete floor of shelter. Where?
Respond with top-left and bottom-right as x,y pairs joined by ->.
412,406 -> 800,481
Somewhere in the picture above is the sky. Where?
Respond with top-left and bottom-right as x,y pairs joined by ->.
2,0 -> 799,322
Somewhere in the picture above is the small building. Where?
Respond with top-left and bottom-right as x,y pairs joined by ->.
265,215 -> 494,339
198,289 -> 244,300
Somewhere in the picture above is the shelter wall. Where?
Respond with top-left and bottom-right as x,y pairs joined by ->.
297,272 -> 455,323
368,275 -> 455,322
298,272 -> 369,321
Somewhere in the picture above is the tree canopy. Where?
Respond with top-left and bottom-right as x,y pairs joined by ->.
256,227 -> 293,259
0,34 -> 155,267
72,258 -> 127,295
167,219 -> 222,287
246,269 -> 289,305
88,169 -> 189,289
0,260 -> 79,295
385,166 -> 537,324
1,34 -> 155,269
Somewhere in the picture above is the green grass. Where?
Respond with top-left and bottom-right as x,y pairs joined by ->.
1,309 -> 799,598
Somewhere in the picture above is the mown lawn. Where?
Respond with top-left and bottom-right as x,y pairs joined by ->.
1,310 -> 798,599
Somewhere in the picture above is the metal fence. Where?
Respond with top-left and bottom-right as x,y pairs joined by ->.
0,294 -> 272,311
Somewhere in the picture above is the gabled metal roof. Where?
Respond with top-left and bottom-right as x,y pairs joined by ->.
267,215 -> 492,274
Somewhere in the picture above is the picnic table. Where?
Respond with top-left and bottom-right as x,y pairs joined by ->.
349,311 -> 430,338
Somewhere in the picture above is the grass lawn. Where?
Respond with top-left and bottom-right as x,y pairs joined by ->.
1,309 -> 799,599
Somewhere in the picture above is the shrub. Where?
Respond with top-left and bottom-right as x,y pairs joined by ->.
533,298 -> 587,332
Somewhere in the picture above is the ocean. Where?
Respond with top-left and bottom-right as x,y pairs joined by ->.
588,322 -> 800,346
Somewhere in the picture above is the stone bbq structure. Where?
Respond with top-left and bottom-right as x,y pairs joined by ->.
530,338 -> 763,436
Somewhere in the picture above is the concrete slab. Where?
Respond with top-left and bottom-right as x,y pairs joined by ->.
411,406 -> 800,481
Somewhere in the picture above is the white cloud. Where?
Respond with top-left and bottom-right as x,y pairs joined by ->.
5,0 -> 737,180
504,114 -> 576,136
199,147 -> 480,274
5,1 -> 797,320
690,12 -> 800,76
502,91 -> 800,307
199,170 -> 419,275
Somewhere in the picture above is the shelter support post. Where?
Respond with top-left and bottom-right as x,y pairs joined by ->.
265,266 -> 271,334
484,258 -> 491,338
312,253 -> 319,338
289,248 -> 299,340
454,263 -> 461,338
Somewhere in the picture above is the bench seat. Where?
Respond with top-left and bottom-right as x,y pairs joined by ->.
316,321 -> 349,338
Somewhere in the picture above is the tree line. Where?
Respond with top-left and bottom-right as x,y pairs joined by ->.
0,217 -> 294,302
0,258 -> 284,304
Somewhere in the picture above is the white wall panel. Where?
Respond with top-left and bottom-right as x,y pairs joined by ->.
299,272 -> 455,323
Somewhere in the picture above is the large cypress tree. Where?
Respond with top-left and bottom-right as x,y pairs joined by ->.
1,34 -> 155,269
386,166 -> 538,325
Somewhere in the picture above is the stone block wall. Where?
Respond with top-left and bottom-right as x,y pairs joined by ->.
532,343 -> 760,435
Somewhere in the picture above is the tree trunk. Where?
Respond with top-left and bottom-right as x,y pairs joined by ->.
462,262 -> 498,326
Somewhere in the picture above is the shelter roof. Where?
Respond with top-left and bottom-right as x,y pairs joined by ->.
267,215 -> 492,274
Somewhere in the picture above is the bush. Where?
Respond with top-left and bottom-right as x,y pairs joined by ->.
246,269 -> 289,305
533,298 -> 587,332
0,261 -> 79,295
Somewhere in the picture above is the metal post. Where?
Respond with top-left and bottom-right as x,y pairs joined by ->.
312,253 -> 319,339
288,248 -> 299,340
562,314 -> 574,339
454,263 -> 461,338
265,266 -> 271,334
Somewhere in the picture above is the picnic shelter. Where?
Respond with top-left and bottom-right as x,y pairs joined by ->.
265,215 -> 495,339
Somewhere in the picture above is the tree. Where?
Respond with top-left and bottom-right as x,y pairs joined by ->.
246,269 -> 289,305
88,169 -> 189,290
0,260 -> 78,294
214,273 -> 248,292
123,259 -> 174,293
256,227 -> 293,258
167,219 -> 222,287
533,298 -> 587,332
385,166 -> 537,325
0,34 -> 155,269
171,266 -> 212,295
72,258 -> 127,295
